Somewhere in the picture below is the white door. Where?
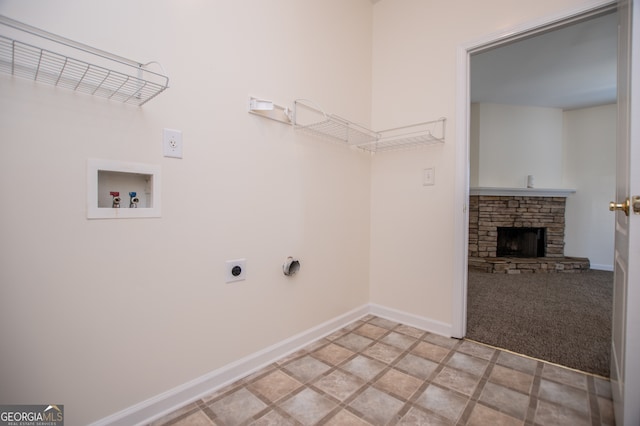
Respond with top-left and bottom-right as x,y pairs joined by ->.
610,0 -> 640,424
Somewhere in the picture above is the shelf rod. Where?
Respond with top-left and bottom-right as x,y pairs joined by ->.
33,48 -> 43,80
73,65 -> 90,90
91,70 -> 111,95
108,75 -> 130,99
11,39 -> 15,74
54,57 -> 69,85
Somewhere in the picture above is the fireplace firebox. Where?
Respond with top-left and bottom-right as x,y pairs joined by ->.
497,227 -> 546,258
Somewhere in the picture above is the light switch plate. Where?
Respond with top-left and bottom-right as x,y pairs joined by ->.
423,167 -> 435,186
163,128 -> 183,158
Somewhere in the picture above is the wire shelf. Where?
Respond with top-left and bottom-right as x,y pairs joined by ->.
0,16 -> 168,106
356,118 -> 446,153
250,97 -> 446,153
293,99 -> 379,146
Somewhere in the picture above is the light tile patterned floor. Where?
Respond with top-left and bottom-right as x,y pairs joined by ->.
149,315 -> 615,426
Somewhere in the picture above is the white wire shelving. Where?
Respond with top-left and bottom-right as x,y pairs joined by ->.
0,15 -> 169,106
293,99 -> 380,147
356,118 -> 446,153
248,96 -> 445,153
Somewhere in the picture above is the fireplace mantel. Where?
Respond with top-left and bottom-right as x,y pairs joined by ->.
470,187 -> 576,197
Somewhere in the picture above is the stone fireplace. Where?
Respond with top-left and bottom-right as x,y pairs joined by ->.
468,188 -> 589,273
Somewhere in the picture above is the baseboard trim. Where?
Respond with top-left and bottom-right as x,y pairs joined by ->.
590,263 -> 614,271
90,303 -> 447,426
369,303 -> 453,337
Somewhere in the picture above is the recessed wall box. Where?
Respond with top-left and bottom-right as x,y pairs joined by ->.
87,159 -> 161,219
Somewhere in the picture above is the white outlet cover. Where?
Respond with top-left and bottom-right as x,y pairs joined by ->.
225,259 -> 246,283
163,128 -> 183,158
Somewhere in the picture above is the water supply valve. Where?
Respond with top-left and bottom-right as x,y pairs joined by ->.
129,192 -> 139,208
110,191 -> 121,208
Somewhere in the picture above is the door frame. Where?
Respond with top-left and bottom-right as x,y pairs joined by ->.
452,0 -> 617,338
612,0 -> 640,423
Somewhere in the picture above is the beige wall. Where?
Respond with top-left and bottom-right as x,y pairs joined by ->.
0,1 -> 372,424
369,0 -> 598,325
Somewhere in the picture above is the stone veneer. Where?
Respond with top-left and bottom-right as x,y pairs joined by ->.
468,195 -> 589,273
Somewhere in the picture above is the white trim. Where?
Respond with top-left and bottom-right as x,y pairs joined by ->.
462,0 -> 616,55
369,304 -> 453,337
452,0 -> 616,340
90,303 -> 450,426
591,263 -> 614,271
469,187 -> 576,197
452,41 -> 471,339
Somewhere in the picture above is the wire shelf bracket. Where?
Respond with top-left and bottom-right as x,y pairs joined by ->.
0,15 -> 169,106
247,97 -> 293,124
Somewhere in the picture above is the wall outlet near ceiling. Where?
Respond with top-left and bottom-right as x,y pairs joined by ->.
423,167 -> 435,186
225,259 -> 246,283
163,128 -> 183,158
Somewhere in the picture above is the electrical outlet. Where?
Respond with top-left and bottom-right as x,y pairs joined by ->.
225,259 -> 246,283
163,128 -> 183,158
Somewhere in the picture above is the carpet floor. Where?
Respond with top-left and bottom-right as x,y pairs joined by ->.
466,269 -> 613,377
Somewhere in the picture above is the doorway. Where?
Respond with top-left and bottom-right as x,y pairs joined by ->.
452,2 -> 618,375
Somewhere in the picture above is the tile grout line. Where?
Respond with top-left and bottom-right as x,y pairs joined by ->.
587,375 -> 602,426
524,361 -> 544,425
456,347 -> 501,425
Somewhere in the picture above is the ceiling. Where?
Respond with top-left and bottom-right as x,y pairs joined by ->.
470,11 -> 618,110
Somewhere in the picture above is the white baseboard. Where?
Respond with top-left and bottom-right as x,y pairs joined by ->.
90,303 -> 447,426
590,263 -> 614,271
369,303 -> 452,337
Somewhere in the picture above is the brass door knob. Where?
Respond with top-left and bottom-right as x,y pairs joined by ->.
610,198 -> 630,216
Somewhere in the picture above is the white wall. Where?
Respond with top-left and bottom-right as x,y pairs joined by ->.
470,103 -> 564,188
0,1 -> 372,424
370,0 -> 599,325
563,104 -> 616,269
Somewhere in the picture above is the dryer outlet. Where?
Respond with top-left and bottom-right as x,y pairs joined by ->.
225,259 -> 246,283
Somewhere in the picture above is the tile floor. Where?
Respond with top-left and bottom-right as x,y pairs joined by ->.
150,315 -> 615,426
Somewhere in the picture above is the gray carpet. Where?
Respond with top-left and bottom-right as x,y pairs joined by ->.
466,269 -> 613,377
